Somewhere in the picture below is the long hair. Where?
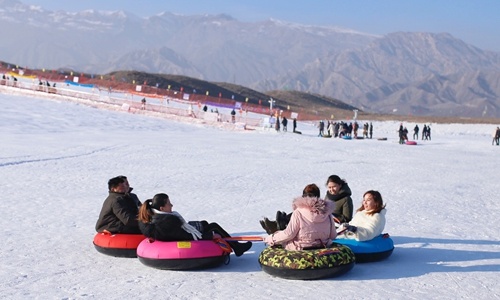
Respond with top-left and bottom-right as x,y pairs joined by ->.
138,193 -> 169,223
357,190 -> 385,215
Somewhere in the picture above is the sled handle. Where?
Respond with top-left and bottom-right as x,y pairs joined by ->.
224,236 -> 265,242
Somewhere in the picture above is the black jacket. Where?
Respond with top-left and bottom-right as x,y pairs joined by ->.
95,191 -> 142,234
139,213 -> 212,241
325,183 -> 354,223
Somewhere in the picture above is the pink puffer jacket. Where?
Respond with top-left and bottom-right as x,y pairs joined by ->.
264,196 -> 337,250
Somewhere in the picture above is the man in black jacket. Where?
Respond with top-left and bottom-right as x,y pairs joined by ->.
95,176 -> 142,234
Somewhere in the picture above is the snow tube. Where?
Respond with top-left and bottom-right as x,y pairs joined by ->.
377,137 -> 387,141
93,232 -> 146,258
335,234 -> 394,263
64,80 -> 95,88
405,141 -> 417,145
342,136 -> 352,140
137,239 -> 228,270
258,243 -> 355,280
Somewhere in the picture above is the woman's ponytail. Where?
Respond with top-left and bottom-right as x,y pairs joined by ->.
138,199 -> 154,223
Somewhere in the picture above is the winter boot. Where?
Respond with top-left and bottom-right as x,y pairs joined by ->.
260,217 -> 278,234
276,211 -> 289,230
228,241 -> 252,257
259,219 -> 269,233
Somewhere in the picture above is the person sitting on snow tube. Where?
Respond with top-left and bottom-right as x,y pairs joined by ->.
337,190 -> 386,241
137,193 -> 252,256
263,184 -> 337,250
323,175 -> 354,223
260,175 -> 353,234
95,175 -> 142,234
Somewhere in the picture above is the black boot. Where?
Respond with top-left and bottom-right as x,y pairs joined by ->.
276,211 -> 288,230
228,241 -> 252,257
260,217 -> 278,234
259,219 -> 269,233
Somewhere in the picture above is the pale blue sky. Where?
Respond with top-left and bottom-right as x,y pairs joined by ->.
21,0 -> 500,52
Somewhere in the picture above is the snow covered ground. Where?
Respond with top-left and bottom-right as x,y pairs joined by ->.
1,87 -> 499,299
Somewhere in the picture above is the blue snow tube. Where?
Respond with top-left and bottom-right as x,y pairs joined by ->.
335,234 -> 394,263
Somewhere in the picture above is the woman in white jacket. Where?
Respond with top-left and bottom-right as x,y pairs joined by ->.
337,190 -> 386,242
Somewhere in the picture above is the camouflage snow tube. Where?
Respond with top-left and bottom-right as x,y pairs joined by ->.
258,243 -> 355,280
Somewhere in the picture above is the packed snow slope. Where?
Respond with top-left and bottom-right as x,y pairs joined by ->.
0,91 -> 499,299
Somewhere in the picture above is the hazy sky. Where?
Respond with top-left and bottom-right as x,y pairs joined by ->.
20,0 -> 500,52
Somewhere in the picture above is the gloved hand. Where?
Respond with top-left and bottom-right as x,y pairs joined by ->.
346,225 -> 357,233
341,223 -> 357,233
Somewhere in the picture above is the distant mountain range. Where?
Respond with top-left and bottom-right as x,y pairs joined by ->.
1,0 -> 499,118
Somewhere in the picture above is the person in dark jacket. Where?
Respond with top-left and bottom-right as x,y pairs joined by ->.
230,109 -> 236,123
95,176 -> 142,234
323,175 -> 354,223
494,127 -> 500,146
281,117 -> 288,132
137,193 -> 252,257
398,123 -> 405,144
413,124 -> 420,140
318,120 -> 324,137
260,175 -> 354,234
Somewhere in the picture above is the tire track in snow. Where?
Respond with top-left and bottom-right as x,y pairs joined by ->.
0,145 -> 120,168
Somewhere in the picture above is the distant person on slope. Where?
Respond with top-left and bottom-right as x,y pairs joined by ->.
327,121 -> 334,137
137,193 -> 252,256
353,121 -> 359,138
493,127 -> 500,145
231,108 -> 236,123
318,120 -> 324,137
398,123 -> 405,144
413,124 -> 419,140
362,122 -> 368,138
281,116 -> 288,132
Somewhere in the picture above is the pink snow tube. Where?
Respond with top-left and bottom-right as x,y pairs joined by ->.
405,141 -> 417,145
137,239 -> 229,270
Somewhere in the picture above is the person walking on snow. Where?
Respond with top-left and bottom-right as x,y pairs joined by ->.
281,117 -> 288,132
413,125 -> 419,140
318,120 -> 324,137
493,127 -> 500,145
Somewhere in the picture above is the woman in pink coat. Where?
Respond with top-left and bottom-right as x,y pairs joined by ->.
264,184 -> 337,250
